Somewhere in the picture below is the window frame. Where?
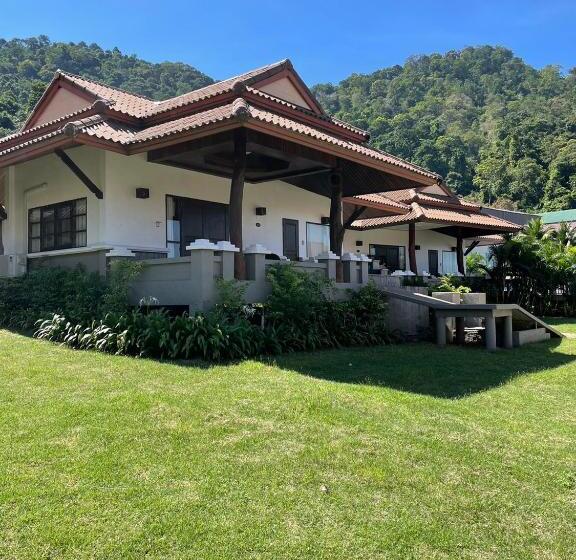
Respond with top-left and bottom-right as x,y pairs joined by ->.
28,198 -> 87,254
305,221 -> 330,260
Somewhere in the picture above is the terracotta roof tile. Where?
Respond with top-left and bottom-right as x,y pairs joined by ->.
346,193 -> 410,212
69,100 -> 439,180
352,202 -> 522,231
148,60 -> 289,116
59,71 -> 158,117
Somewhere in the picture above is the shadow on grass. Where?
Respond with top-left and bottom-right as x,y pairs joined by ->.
268,339 -> 574,399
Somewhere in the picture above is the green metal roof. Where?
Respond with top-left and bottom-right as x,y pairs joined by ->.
539,209 -> 576,224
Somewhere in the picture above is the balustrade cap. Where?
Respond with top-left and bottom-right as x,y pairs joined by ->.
216,241 -> 240,252
186,239 -> 218,251
341,252 -> 360,261
244,244 -> 271,254
357,253 -> 372,262
316,251 -> 339,261
106,247 -> 136,258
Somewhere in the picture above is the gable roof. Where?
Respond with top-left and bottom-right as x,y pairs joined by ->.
348,187 -> 521,233
2,60 -> 442,185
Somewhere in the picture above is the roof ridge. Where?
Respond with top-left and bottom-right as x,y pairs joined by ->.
151,59 -> 289,109
57,69 -> 156,102
245,86 -> 368,136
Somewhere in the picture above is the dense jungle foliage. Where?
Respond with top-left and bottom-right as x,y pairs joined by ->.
1,38 -> 575,211
312,46 -> 576,212
0,36 -> 212,137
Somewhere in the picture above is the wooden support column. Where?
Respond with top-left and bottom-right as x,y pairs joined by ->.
229,128 -> 247,280
329,171 -> 343,255
408,223 -> 418,275
456,229 -> 465,275
329,170 -> 344,281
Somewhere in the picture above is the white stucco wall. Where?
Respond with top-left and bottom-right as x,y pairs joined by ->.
2,147 -> 104,255
103,151 -> 331,258
3,146 -> 464,271
344,227 -> 458,275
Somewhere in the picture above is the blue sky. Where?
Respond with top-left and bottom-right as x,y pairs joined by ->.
1,0 -> 575,84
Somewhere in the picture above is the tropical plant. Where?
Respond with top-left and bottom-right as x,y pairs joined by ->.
465,252 -> 486,275
434,275 -> 472,294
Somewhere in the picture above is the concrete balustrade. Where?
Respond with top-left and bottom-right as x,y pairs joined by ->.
129,245 -> 373,312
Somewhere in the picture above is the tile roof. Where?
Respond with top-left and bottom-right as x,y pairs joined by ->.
377,187 -> 480,209
59,71 -> 157,117
3,62 -> 442,184
345,193 -> 410,212
148,60 -> 289,116
53,99 -> 440,180
352,202 -> 522,232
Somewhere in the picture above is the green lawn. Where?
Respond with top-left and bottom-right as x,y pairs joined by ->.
544,316 -> 576,334
1,330 -> 575,559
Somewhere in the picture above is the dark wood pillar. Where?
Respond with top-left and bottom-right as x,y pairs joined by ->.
408,223 -> 418,275
329,171 -> 343,255
456,229 -> 465,275
229,128 -> 247,279
329,170 -> 344,282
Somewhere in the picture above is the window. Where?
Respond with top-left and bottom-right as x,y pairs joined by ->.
369,244 -> 406,273
306,222 -> 329,259
28,198 -> 87,253
442,250 -> 458,274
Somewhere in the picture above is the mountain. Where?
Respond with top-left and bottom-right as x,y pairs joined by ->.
0,36 -> 213,135
313,46 -> 576,211
1,38 -> 575,211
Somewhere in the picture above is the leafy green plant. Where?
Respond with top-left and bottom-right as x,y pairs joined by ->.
101,260 -> 145,315
33,268 -> 394,362
465,252 -> 486,275
0,261 -> 143,330
434,275 -> 472,294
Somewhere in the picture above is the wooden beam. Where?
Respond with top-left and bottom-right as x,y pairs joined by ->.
343,205 -> 366,229
456,229 -> 465,274
464,240 -> 480,256
408,223 -> 418,275
229,128 -> 247,279
55,149 -> 103,199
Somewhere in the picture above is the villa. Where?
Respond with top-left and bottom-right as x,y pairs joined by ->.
0,59 -> 520,308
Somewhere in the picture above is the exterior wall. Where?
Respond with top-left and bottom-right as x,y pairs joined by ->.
3,146 -> 463,276
344,227 -> 458,275
103,151 -> 330,259
2,147 -> 105,259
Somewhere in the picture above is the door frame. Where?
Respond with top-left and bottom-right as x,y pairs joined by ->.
282,218 -> 299,260
428,249 -> 439,276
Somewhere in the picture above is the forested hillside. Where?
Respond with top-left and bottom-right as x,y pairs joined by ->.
0,36 -> 212,136
313,46 -> 576,211
1,38 -> 575,210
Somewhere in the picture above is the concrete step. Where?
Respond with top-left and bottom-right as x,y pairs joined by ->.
513,328 -> 551,347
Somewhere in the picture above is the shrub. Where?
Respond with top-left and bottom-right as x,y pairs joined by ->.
434,275 -> 471,294
0,261 -> 143,330
33,265 -> 395,362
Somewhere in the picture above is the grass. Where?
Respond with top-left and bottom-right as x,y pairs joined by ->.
0,329 -> 575,559
543,316 -> 576,334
